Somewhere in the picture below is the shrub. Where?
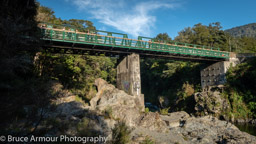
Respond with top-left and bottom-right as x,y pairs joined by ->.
104,106 -> 113,119
141,136 -> 155,144
77,118 -> 100,137
75,95 -> 83,103
160,107 -> 170,115
112,121 -> 131,144
145,107 -> 150,114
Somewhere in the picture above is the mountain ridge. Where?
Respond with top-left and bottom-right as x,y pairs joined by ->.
225,23 -> 256,38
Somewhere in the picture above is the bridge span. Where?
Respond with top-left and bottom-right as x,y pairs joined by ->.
39,23 -> 229,62
39,23 -> 237,110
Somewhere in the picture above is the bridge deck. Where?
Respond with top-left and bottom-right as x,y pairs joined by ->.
40,24 -> 230,61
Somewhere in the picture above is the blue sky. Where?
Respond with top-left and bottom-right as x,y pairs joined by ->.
38,0 -> 256,39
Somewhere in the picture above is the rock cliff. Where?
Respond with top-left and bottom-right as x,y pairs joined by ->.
42,79 -> 256,144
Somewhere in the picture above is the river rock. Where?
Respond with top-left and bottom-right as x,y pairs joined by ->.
160,111 -> 190,128
250,119 -> 256,124
43,79 -> 256,143
194,86 -> 230,117
173,115 -> 256,144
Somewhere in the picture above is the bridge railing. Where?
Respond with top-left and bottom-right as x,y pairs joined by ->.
39,23 -> 230,59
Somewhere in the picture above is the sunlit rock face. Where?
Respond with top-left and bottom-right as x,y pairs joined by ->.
172,116 -> 256,144
42,79 -> 256,144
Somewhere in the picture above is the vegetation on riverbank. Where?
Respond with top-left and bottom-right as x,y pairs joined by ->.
224,58 -> 256,119
0,0 -> 116,135
141,22 -> 256,121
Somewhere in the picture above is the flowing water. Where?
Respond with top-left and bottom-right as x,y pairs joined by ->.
235,123 -> 256,136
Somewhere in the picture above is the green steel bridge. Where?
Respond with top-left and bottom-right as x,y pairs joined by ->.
40,23 -> 230,62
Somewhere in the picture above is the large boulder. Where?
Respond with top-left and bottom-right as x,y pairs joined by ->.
160,111 -> 190,128
89,78 -> 165,130
173,116 -> 256,144
43,79 -> 256,144
194,87 -> 230,116
90,78 -> 143,111
138,112 -> 168,132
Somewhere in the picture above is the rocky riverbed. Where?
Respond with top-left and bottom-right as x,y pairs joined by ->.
38,78 -> 256,144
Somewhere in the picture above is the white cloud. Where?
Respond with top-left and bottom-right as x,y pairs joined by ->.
71,0 -> 179,37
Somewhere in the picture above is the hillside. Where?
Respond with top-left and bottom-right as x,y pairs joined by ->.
225,23 -> 256,38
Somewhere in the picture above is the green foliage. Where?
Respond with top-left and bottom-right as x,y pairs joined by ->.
77,118 -> 100,137
66,19 -> 96,32
104,106 -> 113,119
112,121 -> 131,144
160,107 -> 170,115
173,82 -> 198,113
36,3 -> 55,22
144,107 -> 150,114
178,82 -> 195,99
36,3 -> 96,32
0,0 -> 116,135
141,136 -> 155,144
39,53 -> 116,101
75,95 -> 84,103
237,37 -> 256,53
225,58 -> 256,118
141,58 -> 203,108
175,22 -> 256,53
221,91 -> 251,120
175,22 -> 229,51
154,33 -> 172,43
142,22 -> 256,117
35,2 -> 111,102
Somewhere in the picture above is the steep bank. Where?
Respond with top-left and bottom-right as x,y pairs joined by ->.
173,58 -> 256,124
174,85 -> 256,123
35,78 -> 256,143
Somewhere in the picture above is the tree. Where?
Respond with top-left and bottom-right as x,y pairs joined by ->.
174,22 -> 229,51
35,3 -> 115,101
36,3 -> 55,22
238,37 -> 256,52
67,19 -> 96,31
175,27 -> 193,43
0,0 -> 52,130
36,4 -> 96,32
154,33 -> 172,43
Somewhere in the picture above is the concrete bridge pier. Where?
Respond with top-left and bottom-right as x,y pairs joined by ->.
116,53 -> 144,110
201,53 -> 240,89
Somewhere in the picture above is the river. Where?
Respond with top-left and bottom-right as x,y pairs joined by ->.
235,123 -> 256,136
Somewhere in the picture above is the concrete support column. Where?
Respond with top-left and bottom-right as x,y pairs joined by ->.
117,53 -> 144,110
201,54 -> 240,89
201,61 -> 230,89
117,53 -> 141,96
